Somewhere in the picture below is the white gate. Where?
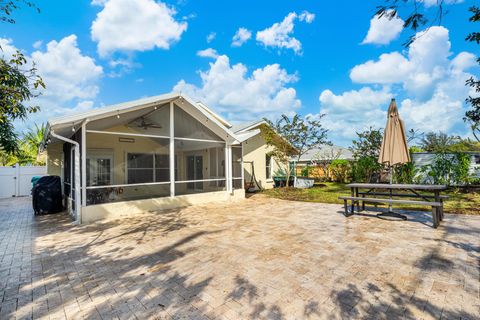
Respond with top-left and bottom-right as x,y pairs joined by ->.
0,164 -> 47,198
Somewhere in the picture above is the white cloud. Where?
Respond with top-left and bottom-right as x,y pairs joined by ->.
4,36 -> 103,132
31,35 -> 103,102
319,26 -> 477,143
91,0 -> 108,5
256,11 -> 315,54
173,54 -> 300,121
399,92 -> 463,133
232,28 -> 252,47
362,10 -> 404,45
298,11 -> 315,23
0,38 -> 19,58
319,87 -> 392,142
351,26 -> 459,99
91,0 -> 187,57
197,48 -> 219,59
32,40 -> 43,49
206,32 -> 216,43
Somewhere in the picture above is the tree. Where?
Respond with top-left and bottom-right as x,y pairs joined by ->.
0,51 -> 44,153
0,123 -> 45,165
312,147 -> 342,181
375,1 -> 480,141
419,132 -> 459,152
1,1 -> 39,24
265,114 -> 330,162
261,114 -> 330,187
350,127 -> 384,183
19,123 -> 45,164
350,127 -> 383,159
464,6 -> 480,142
1,1 -> 44,154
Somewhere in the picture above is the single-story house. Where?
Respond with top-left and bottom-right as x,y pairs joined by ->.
292,145 -> 353,179
42,93 -> 280,223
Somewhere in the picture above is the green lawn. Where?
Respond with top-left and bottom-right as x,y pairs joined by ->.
262,182 -> 480,215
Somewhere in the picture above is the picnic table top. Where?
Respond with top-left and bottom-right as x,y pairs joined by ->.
346,183 -> 447,191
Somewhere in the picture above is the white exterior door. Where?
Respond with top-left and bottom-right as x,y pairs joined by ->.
0,166 -> 17,198
0,164 -> 47,198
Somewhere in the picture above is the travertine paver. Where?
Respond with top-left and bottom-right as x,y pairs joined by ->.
0,195 -> 479,320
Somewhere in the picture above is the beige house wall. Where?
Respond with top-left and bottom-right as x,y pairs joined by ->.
46,142 -> 63,176
242,133 -> 280,190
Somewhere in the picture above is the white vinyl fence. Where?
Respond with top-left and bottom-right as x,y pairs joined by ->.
0,164 -> 47,198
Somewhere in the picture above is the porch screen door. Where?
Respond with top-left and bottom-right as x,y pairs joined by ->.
87,155 -> 113,186
186,155 -> 203,190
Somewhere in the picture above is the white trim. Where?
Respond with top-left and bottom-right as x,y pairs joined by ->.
81,120 -> 88,207
169,102 -> 175,197
175,178 -> 226,184
49,92 -> 178,127
241,144 -> 244,186
86,181 -> 170,189
50,131 -> 81,224
232,177 -> 243,180
46,93 -> 240,145
234,120 -> 267,134
226,145 -> 233,193
174,137 -> 225,144
86,130 -> 170,140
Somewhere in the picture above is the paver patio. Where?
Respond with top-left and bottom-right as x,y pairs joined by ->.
0,195 -> 479,319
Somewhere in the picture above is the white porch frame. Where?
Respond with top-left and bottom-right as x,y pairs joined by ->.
80,101 -> 236,211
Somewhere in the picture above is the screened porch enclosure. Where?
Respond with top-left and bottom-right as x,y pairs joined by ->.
79,101 -> 242,206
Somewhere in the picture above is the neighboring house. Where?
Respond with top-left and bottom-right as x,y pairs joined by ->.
292,145 -> 353,179
412,152 -> 480,179
42,93 -> 279,223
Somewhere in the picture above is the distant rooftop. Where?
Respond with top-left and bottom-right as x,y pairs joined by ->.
295,145 -> 353,162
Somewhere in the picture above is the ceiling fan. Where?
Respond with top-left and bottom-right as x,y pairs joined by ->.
127,109 -> 163,130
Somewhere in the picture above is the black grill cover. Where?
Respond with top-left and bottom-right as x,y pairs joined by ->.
32,176 -> 63,215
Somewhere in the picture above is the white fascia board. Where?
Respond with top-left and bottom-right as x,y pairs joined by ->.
234,129 -> 261,143
48,92 -> 180,129
196,102 -> 232,128
176,95 -> 240,143
235,120 -> 268,134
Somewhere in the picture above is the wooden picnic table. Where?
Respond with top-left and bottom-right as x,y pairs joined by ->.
340,183 -> 448,228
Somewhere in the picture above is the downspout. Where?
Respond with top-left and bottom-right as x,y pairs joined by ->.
50,130 -> 82,224
81,120 -> 90,208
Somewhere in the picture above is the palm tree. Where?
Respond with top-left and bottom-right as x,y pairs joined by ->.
18,123 -> 46,165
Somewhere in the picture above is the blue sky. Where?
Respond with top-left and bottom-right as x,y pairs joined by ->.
2,0 -> 478,146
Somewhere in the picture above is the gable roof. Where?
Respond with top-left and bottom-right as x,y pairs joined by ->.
45,92 -> 240,144
231,119 -> 267,134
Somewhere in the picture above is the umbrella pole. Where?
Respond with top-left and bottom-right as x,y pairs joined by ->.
377,166 -> 407,221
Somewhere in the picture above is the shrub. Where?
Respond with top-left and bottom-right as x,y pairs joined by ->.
393,162 -> 418,184
300,166 -> 310,177
420,152 -> 472,186
329,159 -> 351,183
352,156 -> 382,183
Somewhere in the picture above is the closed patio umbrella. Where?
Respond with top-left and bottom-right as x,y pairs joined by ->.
378,98 -> 410,219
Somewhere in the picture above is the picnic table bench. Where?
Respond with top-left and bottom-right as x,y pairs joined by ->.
339,183 -> 448,228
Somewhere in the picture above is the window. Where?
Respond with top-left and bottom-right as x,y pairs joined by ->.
127,153 -> 154,184
266,155 -> 272,179
127,153 -> 173,184
155,154 -> 170,182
